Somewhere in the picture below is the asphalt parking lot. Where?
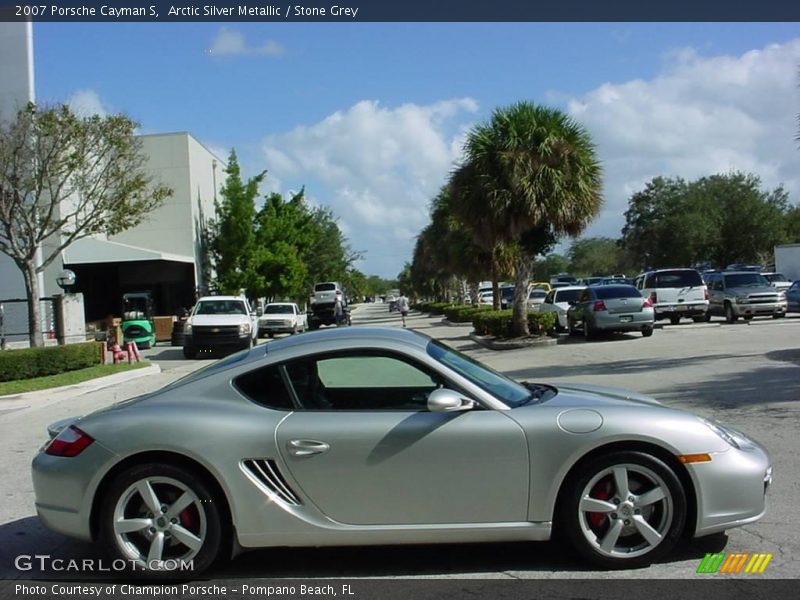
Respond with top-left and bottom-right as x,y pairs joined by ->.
1,302 -> 798,580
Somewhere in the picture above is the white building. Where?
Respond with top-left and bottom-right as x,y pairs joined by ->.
1,22 -> 223,330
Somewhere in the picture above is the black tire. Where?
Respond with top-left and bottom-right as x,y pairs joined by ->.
583,319 -> 595,340
182,346 -> 197,359
743,314 -> 754,321
98,463 -> 225,577
642,325 -> 654,337
773,313 -> 785,319
724,303 -> 737,324
559,451 -> 686,569
703,312 -> 712,322
267,333 -> 274,339
669,316 -> 681,325
568,317 -> 579,337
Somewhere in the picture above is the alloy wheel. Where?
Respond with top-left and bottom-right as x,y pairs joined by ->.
111,476 -> 207,570
577,463 -> 673,560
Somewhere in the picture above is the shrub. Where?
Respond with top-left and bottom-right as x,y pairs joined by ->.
0,342 -> 102,382
444,305 -> 492,323
426,302 -> 455,315
472,310 -> 557,338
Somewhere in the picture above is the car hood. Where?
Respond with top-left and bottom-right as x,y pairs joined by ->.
189,314 -> 249,325
545,382 -> 663,408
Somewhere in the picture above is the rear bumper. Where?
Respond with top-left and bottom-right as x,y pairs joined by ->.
655,302 -> 708,318
592,312 -> 654,331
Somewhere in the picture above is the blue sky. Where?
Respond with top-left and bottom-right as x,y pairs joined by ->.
33,23 -> 800,277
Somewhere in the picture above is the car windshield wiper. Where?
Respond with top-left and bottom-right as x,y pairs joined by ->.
520,382 -> 555,405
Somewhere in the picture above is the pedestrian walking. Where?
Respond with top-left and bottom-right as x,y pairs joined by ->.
396,293 -> 410,327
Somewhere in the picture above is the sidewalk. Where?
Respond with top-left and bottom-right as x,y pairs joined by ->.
0,363 -> 161,409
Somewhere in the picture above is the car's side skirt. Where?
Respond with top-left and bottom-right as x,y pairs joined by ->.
237,521 -> 551,548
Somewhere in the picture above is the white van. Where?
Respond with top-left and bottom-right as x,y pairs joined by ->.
634,268 -> 708,325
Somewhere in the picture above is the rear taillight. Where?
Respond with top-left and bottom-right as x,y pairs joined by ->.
592,300 -> 607,312
45,425 -> 94,457
704,289 -> 709,300
649,292 -> 658,304
642,297 -> 653,308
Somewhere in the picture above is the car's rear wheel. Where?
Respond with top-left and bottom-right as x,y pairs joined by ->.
725,303 -> 737,324
641,325 -> 654,337
99,463 -> 224,576
561,451 -> 686,569
182,346 -> 196,359
583,319 -> 595,340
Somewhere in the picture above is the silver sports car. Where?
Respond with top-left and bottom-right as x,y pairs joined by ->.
32,327 -> 771,574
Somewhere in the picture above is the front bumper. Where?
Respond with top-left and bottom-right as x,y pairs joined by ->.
185,332 -> 252,349
731,301 -> 787,317
691,442 -> 771,536
259,321 -> 296,334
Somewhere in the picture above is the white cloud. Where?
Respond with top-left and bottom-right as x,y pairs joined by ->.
567,39 -> 800,242
209,27 -> 284,57
260,98 -> 479,276
67,89 -> 107,117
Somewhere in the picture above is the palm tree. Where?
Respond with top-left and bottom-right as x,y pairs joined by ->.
453,102 -> 602,336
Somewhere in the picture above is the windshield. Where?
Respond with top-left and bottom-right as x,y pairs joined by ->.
654,270 -> 703,287
595,285 -> 641,299
725,273 -> 770,288
427,340 -> 536,408
265,304 -> 293,314
194,300 -> 248,315
764,273 -> 787,283
528,290 -> 547,299
555,288 -> 583,303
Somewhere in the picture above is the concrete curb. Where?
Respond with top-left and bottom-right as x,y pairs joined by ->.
0,363 -> 161,404
469,332 -> 558,351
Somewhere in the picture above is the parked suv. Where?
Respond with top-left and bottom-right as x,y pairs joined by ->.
705,271 -> 787,323
183,296 -> 258,358
634,268 -> 708,324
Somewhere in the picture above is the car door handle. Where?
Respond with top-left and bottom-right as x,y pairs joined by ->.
287,439 -> 330,457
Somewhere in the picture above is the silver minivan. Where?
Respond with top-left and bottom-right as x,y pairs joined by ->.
634,268 -> 709,324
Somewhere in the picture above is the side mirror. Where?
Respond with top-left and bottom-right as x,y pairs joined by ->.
427,388 -> 475,413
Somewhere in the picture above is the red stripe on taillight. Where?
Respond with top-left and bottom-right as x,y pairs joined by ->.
704,289 -> 709,300
45,425 -> 94,457
593,300 -> 607,311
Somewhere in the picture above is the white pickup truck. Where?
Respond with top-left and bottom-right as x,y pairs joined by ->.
258,302 -> 308,337
182,295 -> 258,358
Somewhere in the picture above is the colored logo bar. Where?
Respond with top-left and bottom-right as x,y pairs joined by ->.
697,552 -> 773,574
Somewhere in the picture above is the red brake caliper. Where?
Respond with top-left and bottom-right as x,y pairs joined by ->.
179,507 -> 197,530
588,478 -> 612,528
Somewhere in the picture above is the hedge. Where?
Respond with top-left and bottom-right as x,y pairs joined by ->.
423,302 -> 456,315
0,342 -> 102,382
443,305 -> 492,323
472,310 -> 557,338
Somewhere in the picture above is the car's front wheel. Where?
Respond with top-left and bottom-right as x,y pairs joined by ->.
99,463 -> 224,576
725,303 -> 738,324
560,451 -> 686,569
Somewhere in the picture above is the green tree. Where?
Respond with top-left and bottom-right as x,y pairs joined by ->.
534,253 -> 571,282
209,151 -> 265,296
568,237 -> 624,276
251,191 -> 312,302
453,102 -> 602,335
0,103 -> 171,347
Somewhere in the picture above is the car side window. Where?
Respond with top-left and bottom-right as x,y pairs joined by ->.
234,365 -> 294,410
545,291 -> 554,304
284,353 -> 442,411
578,290 -> 590,302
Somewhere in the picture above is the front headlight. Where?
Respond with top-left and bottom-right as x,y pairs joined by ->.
700,417 -> 756,451
184,321 -> 192,334
778,291 -> 786,300
735,295 -> 749,304
239,322 -> 251,335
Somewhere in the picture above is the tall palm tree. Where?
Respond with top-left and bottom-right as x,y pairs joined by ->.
454,102 -> 602,336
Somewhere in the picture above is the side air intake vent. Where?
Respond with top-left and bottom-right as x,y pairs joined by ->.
242,459 -> 302,505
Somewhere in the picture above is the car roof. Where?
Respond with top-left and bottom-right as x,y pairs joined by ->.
196,295 -> 246,302
554,285 -> 586,292
266,302 -> 297,306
